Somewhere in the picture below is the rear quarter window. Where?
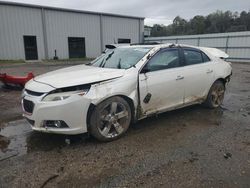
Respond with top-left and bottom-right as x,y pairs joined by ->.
202,52 -> 211,62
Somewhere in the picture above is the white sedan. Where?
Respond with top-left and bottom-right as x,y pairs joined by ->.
22,44 -> 232,141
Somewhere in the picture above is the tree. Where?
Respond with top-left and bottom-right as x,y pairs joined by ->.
172,16 -> 187,35
190,16 -> 205,34
148,10 -> 250,37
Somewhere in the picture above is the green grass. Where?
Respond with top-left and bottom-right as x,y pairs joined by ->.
43,57 -> 95,62
0,60 -> 25,64
0,58 -> 95,65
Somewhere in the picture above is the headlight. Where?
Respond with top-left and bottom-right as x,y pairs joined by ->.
42,90 -> 88,102
21,89 -> 26,98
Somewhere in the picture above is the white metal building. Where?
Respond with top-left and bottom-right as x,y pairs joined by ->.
0,1 -> 144,60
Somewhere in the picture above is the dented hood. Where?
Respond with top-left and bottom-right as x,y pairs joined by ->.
199,47 -> 229,59
34,64 -> 125,88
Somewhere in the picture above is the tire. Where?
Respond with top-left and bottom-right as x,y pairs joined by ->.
204,80 -> 225,108
89,96 -> 132,142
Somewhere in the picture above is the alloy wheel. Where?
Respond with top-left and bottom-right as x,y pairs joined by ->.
98,101 -> 129,138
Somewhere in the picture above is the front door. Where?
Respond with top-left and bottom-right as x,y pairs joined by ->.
23,36 -> 38,60
139,48 -> 185,116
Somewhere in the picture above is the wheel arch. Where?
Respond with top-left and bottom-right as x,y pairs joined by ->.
215,78 -> 226,86
214,71 -> 232,86
212,71 -> 232,87
204,77 -> 226,108
86,95 -> 136,131
204,77 -> 227,103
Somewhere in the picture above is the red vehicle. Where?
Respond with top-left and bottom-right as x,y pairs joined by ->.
0,72 -> 34,87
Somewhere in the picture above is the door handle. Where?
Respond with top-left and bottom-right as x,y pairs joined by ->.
206,69 -> 213,74
176,75 -> 184,80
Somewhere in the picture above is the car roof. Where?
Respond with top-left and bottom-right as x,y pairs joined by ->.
117,43 -> 229,58
117,43 -> 197,49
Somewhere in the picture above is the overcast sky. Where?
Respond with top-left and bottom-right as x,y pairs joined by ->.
4,0 -> 250,26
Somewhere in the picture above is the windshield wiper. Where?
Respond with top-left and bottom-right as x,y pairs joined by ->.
85,62 -> 92,66
101,51 -> 114,68
117,58 -> 121,69
98,58 -> 105,68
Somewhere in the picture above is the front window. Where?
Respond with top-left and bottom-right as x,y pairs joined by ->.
145,49 -> 180,72
88,47 -> 152,69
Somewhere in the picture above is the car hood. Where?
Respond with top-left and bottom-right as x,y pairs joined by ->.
34,64 -> 125,88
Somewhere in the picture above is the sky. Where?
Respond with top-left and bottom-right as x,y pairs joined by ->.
4,0 -> 250,26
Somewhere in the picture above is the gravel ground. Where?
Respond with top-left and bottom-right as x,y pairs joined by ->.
0,62 -> 249,188
0,61 -> 87,125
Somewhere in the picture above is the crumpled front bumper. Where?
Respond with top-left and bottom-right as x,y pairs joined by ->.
22,93 -> 91,135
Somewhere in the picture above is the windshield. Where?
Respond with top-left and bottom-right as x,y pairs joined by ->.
88,47 -> 152,69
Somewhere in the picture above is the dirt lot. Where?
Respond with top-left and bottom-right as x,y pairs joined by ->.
0,62 -> 85,125
0,62 -> 250,188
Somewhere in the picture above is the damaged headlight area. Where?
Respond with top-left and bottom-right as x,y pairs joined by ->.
42,84 -> 91,102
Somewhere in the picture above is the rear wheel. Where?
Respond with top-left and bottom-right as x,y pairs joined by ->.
204,80 -> 225,108
89,96 -> 131,142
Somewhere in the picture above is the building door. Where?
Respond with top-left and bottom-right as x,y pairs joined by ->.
118,38 -> 131,44
68,37 -> 86,58
23,36 -> 38,60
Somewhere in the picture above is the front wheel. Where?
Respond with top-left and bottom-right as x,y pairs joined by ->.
89,96 -> 131,142
204,80 -> 225,108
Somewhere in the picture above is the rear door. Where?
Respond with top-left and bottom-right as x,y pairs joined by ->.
180,47 -> 214,104
139,48 -> 185,116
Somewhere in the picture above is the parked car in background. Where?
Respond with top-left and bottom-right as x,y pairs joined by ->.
22,44 -> 232,141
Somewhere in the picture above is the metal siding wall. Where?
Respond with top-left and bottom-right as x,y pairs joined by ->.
161,39 -> 176,43
0,4 -> 144,60
0,5 -> 45,60
45,10 -> 101,59
102,16 -> 139,49
145,31 -> 250,62
139,19 -> 145,43
177,39 -> 197,46
199,38 -> 226,47
228,48 -> 250,59
228,36 -> 250,47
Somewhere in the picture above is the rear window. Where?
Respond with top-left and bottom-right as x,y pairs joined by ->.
184,49 -> 203,65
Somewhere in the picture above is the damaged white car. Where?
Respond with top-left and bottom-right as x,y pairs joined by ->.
22,44 -> 232,141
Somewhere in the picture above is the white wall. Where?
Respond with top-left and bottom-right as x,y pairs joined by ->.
0,5 -> 45,60
45,10 -> 101,59
102,16 -> 141,49
0,3 -> 144,60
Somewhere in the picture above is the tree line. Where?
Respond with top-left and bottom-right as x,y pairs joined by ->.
147,10 -> 250,37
